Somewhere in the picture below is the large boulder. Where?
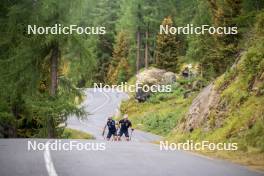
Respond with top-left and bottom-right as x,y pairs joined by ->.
180,83 -> 220,132
136,68 -> 176,85
135,68 -> 176,102
162,72 -> 177,85
136,68 -> 166,85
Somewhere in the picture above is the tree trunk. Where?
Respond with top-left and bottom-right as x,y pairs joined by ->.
48,43 -> 59,138
144,31 -> 149,68
50,43 -> 59,96
136,30 -> 141,73
11,103 -> 18,137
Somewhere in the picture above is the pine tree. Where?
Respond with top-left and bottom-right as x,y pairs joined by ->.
0,0 -> 92,138
156,16 -> 180,72
107,31 -> 130,84
93,0 -> 121,83
207,0 -> 242,74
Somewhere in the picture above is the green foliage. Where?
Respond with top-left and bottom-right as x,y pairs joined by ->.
0,0 -> 263,159
156,16 -> 180,72
141,111 -> 185,135
107,31 -> 130,84
245,118 -> 264,152
169,18 -> 264,166
93,0 -> 121,83
121,82 -> 196,136
0,0 -> 95,138
241,44 -> 264,77
120,7 -> 264,167
242,0 -> 264,12
117,66 -> 128,84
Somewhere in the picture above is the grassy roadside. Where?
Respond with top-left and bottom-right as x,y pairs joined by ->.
198,150 -> 264,171
61,128 -> 95,139
120,65 -> 264,171
120,81 -> 197,137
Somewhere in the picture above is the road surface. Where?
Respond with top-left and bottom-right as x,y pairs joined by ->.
0,88 -> 263,176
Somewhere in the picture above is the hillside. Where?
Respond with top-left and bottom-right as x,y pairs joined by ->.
120,11 -> 264,170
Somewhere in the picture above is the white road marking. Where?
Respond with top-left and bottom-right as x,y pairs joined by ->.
44,141 -> 58,176
42,89 -> 143,176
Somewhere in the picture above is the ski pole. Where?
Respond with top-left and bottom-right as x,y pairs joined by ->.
129,129 -> 134,141
102,129 -> 106,140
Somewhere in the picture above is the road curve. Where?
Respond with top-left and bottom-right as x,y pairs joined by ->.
67,88 -> 161,141
0,88 -> 263,176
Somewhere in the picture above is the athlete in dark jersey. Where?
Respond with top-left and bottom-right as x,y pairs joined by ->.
103,117 -> 117,141
118,114 -> 133,141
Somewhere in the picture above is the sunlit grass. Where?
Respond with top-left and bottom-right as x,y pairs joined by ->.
61,128 -> 94,139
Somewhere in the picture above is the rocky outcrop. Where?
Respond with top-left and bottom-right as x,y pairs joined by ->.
181,83 -> 220,132
135,68 -> 176,102
252,71 -> 264,95
162,72 -> 177,85
136,67 -> 176,85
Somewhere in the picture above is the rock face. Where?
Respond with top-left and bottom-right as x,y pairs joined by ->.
135,68 -> 176,102
252,71 -> 264,95
181,83 -> 220,132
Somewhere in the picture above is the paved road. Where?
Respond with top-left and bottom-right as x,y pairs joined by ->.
0,88 -> 263,176
67,88 -> 161,141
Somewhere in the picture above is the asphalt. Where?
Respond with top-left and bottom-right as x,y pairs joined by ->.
0,88 -> 263,176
